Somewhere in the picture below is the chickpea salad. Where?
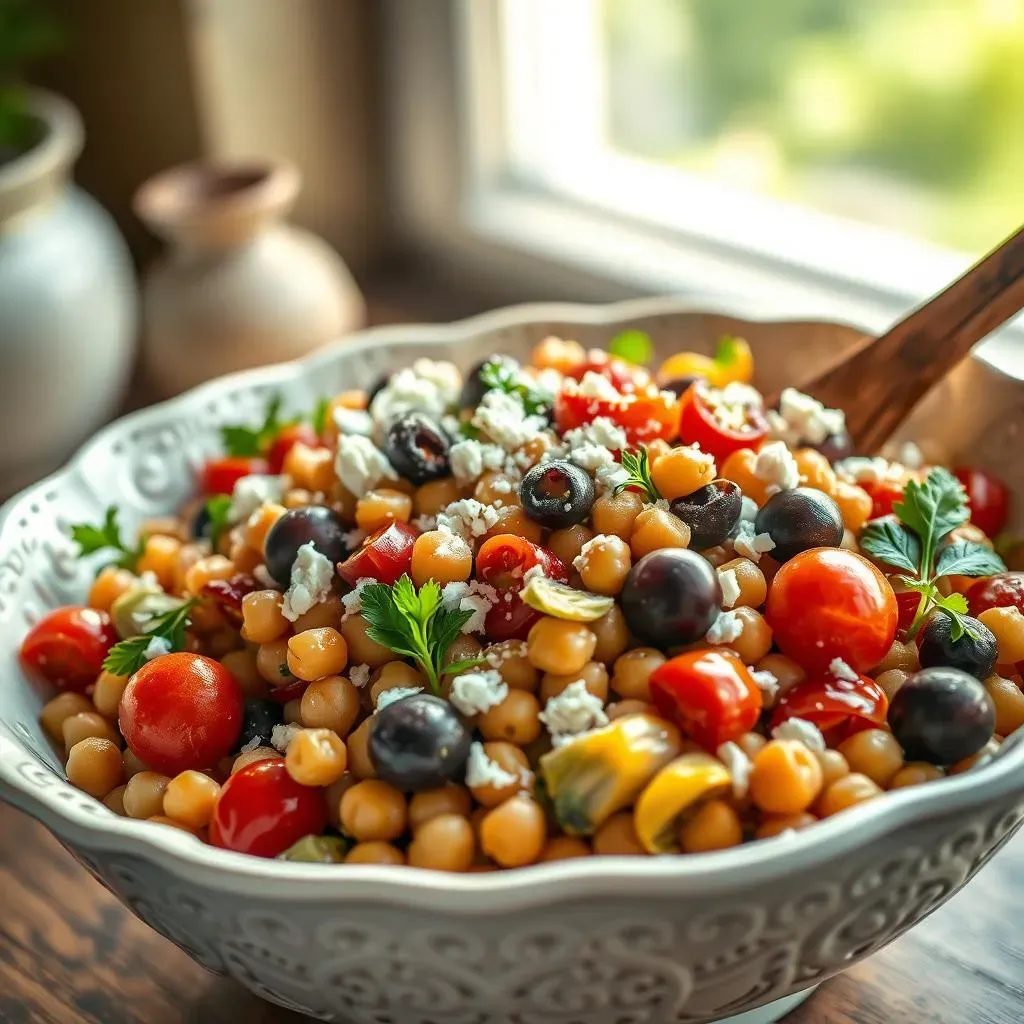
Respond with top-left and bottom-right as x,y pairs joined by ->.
19,333 -> 1024,869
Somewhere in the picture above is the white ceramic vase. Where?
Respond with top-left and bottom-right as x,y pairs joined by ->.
0,90 -> 137,496
133,160 -> 366,398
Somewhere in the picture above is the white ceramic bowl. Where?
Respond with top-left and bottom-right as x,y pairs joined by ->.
2,298 -> 1023,1024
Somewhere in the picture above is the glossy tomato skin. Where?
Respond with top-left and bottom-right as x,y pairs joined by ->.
966,572 -> 1024,616
266,679 -> 309,704
209,759 -> 328,858
677,383 -> 768,464
475,536 -> 569,589
266,423 -> 321,473
766,548 -> 898,674
564,350 -> 648,391
771,674 -> 888,743
649,650 -> 762,751
337,521 -> 419,586
862,478 -> 905,520
119,653 -> 244,775
201,456 -> 269,495
483,590 -> 542,642
554,379 -> 680,446
955,467 -> 1010,539
20,607 -> 118,693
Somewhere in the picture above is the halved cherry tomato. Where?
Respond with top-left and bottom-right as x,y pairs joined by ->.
475,536 -> 569,589
564,349 -> 649,391
210,758 -> 327,858
119,653 -> 244,775
649,649 -> 762,751
766,548 -> 898,674
966,572 -> 1024,617
955,467 -> 1010,539
20,606 -> 119,693
337,521 -> 419,586
862,478 -> 906,520
893,588 -> 923,639
677,381 -> 768,464
484,590 -> 542,642
267,679 -> 309,704
771,674 -> 888,744
554,378 -> 680,446
203,573 -> 260,627
200,455 -> 269,495
265,423 -> 322,474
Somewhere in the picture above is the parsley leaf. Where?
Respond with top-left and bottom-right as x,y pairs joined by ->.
220,394 -> 299,457
70,506 -> 146,571
859,518 -> 921,575
311,397 -> 330,437
893,468 -> 968,569
204,494 -> 234,551
102,599 -> 197,676
614,447 -> 661,503
932,591 -> 973,642
479,358 -> 552,416
359,575 -> 477,693
608,330 -> 653,366
935,541 -> 1005,580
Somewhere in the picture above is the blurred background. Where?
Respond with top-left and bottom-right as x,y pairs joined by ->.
2,0 -> 1023,493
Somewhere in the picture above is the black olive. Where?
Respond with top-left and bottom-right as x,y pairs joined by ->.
237,699 -> 284,752
811,430 -> 855,464
460,355 -> 520,409
383,412 -> 451,485
754,487 -> 844,562
888,667 -> 995,764
917,614 -> 997,679
660,374 -> 706,398
191,503 -> 212,541
620,549 -> 722,647
519,460 -> 595,529
263,506 -> 348,587
670,479 -> 743,550
368,693 -> 472,791
365,372 -> 391,412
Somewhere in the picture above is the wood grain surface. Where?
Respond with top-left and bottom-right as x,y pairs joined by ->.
0,801 -> 1021,1024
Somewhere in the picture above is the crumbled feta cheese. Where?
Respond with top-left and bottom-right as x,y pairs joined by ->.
332,406 -> 373,436
348,664 -> 370,688
897,441 -> 924,470
569,443 -> 617,472
449,669 -> 509,716
706,610 -> 744,644
440,581 -> 470,610
704,382 -> 764,432
253,565 -> 280,590
334,435 -> 397,496
230,474 -> 287,523
576,371 -> 622,402
539,680 -> 609,741
239,735 -> 263,753
137,570 -> 160,590
412,514 -> 438,532
440,579 -> 495,632
835,456 -> 890,486
368,360 -> 460,425
717,741 -> 753,799
733,521 -> 776,562
436,498 -> 500,541
412,358 -> 462,401
271,723 -> 303,753
739,496 -> 759,523
484,641 -> 528,667
376,686 -> 424,711
472,390 -> 548,451
143,635 -> 172,661
767,387 -> 846,447
595,462 -> 631,493
772,717 -> 827,752
573,534 -> 612,574
459,592 -> 491,633
343,527 -> 367,550
341,576 -> 376,616
522,564 -> 546,585
465,741 -> 518,789
448,439 -> 510,483
754,440 -> 800,496
281,542 -> 335,621
719,568 -> 741,609
830,657 -> 859,683
751,669 -> 780,706
563,417 -> 628,453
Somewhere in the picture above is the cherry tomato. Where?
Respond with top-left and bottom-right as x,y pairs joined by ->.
771,674 -> 888,744
766,548 -> 898,674
267,679 -> 309,704
564,349 -> 649,391
265,423 -> 322,474
475,536 -> 569,589
210,759 -> 327,858
893,588 -> 923,638
200,455 -> 269,495
483,589 -> 543,642
954,467 -> 1010,539
649,650 -> 762,751
20,606 -> 119,693
203,573 -> 260,627
119,653 -> 244,775
337,521 -> 419,586
554,379 -> 680,446
677,381 -> 768,464
862,478 -> 906,520
966,572 -> 1024,617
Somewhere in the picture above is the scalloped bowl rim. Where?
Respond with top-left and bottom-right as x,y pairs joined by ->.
2,294 -> 1023,911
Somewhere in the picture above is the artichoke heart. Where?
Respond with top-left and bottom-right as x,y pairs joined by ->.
634,753 -> 732,854
539,713 -> 682,836
110,585 -> 187,639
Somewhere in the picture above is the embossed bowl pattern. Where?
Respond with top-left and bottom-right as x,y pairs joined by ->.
2,297 -> 1023,1024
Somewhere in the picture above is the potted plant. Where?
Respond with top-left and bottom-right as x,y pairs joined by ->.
0,0 -> 136,496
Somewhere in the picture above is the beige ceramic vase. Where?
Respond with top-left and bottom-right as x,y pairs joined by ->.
134,160 -> 365,397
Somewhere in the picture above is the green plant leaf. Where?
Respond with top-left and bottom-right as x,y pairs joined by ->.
608,330 -> 653,366
102,599 -> 196,676
70,506 -> 145,571
714,335 -> 746,367
204,495 -> 234,551
932,590 -> 976,641
893,468 -> 969,556
614,447 -> 661,502
311,397 -> 330,437
219,394 -> 298,457
935,541 -> 1006,579
478,358 -> 552,416
860,519 -> 922,575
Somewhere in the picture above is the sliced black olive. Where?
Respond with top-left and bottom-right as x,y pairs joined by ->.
519,460 -> 595,528
917,614 -> 997,680
383,413 -> 451,485
811,430 -> 855,464
670,479 -> 742,550
237,699 -> 284,752
263,506 -> 348,586
660,374 -> 706,398
754,487 -> 844,562
888,667 -> 995,764
365,372 -> 391,412
369,693 -> 472,791
620,549 -> 722,647
191,502 -> 212,541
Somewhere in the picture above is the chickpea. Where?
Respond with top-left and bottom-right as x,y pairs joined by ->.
345,842 -> 405,865
243,502 -> 286,553
832,481 -> 873,534
590,490 -> 644,541
283,443 -> 335,493
407,814 -> 476,871
324,773 -> 358,827
817,772 -> 883,815
547,524 -> 595,567
890,762 -> 945,789
411,530 -> 473,588
287,627 -> 349,682
541,661 -> 609,704
736,731 -> 768,760
286,728 -> 348,787
715,607 -> 773,665
719,448 -> 768,506
814,749 -> 850,788
355,489 -> 413,532
122,748 -> 151,779
293,594 -> 343,633
531,335 -> 585,373
593,811 -> 646,856
749,740 -> 824,815
330,483 -> 358,522
978,607 -> 1024,666
103,785 -> 128,816
651,446 -> 716,500
793,449 -> 837,494
611,648 -> 663,702
88,565 -> 137,612
468,742 -> 533,807
575,535 -> 631,596
630,508 -> 691,559
875,668 -> 910,702
256,639 -> 294,684
123,771 -> 171,819
163,770 -> 221,829
241,590 -> 289,644
283,698 -> 302,724
950,737 -> 1001,775
679,799 -> 743,853
221,648 -> 269,699
346,718 -> 377,779
872,639 -> 920,675
136,534 -> 181,591
413,477 -> 462,518
590,606 -> 631,664
478,690 -> 543,745
371,662 -> 427,707
341,613 -> 398,667
484,505 -> 543,545
300,676 -> 361,737
984,674 -> 1024,736
475,472 -> 521,509
41,692 -> 93,743
183,554 -> 235,595
540,836 -> 592,861
409,783 -> 472,830
62,712 -> 118,753
527,617 -> 597,675
717,558 -> 767,609
479,796 -> 547,867
754,653 -> 806,696
340,780 -> 407,842
756,812 -> 817,839
485,641 -> 538,691
172,543 -> 205,595
441,634 -> 483,672
66,738 -> 124,798
231,748 -> 281,774
837,729 -> 904,787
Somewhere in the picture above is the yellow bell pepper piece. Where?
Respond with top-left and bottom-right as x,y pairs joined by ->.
658,335 -> 754,389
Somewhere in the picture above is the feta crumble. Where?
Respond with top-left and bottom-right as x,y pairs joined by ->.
706,610 -> 744,644
449,669 -> 509,716
143,635 -> 172,661
772,717 -> 827,752
439,579 -> 495,633
573,534 -> 612,575
334,435 -> 397,496
465,741 -> 518,789
436,498 -> 500,541
271,723 -> 303,753
576,371 -> 622,402
754,440 -> 800,496
897,441 -> 924,470
440,581 -> 470,611
539,680 -> 609,741
830,657 -> 859,683
332,406 -> 373,437
834,456 -> 890,486
376,686 -> 424,712
733,521 -> 776,562
563,417 -> 628,455
595,462 -> 631,493
472,390 -> 548,451
239,735 -> 263,754
767,387 -> 845,447
568,443 -> 618,473
281,542 -> 335,622
448,439 -> 511,483
348,664 -> 370,689
230,474 -> 287,523
717,741 -> 753,800
751,669 -> 780,706
719,568 -> 741,609
411,514 -> 438,532
739,496 -> 759,523
341,576 -> 376,616
343,527 -> 367,550
368,360 -> 460,425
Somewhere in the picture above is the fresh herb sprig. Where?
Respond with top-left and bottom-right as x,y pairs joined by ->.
310,397 -> 331,437
479,358 -> 552,417
102,599 -> 198,676
359,575 -> 485,694
71,506 -> 146,572
204,494 -> 234,551
614,447 -> 662,503
861,468 -> 1005,640
220,395 -> 299,457
608,330 -> 653,366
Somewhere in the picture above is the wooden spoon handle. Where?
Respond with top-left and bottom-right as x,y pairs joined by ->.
796,223 -> 1024,453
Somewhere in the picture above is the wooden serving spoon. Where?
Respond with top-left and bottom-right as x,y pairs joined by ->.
787,223 -> 1024,453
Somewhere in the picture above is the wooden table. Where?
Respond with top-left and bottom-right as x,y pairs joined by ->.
1,802 -> 1020,1024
